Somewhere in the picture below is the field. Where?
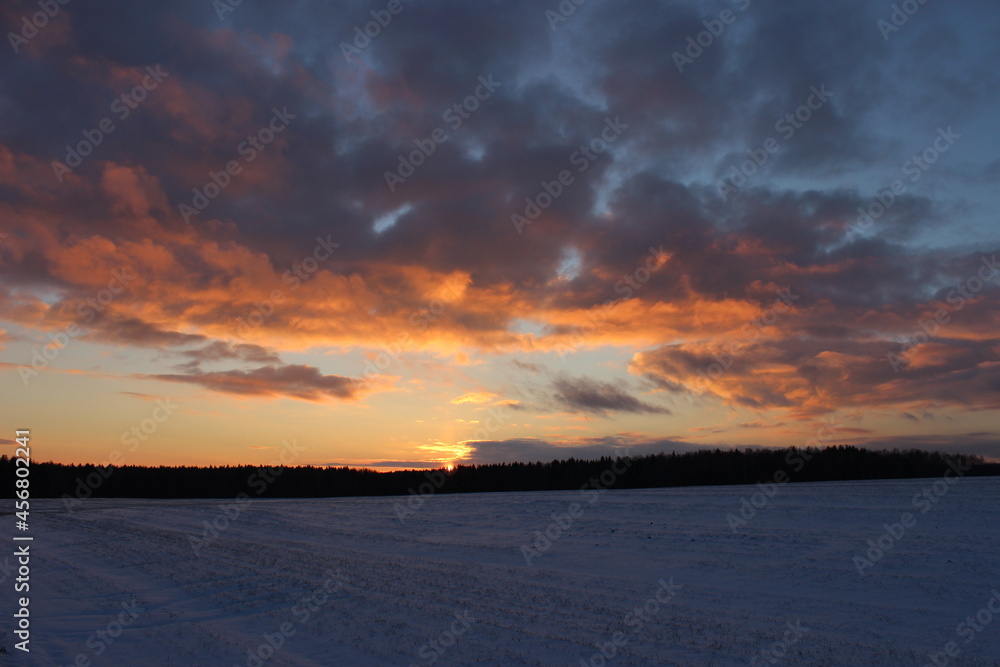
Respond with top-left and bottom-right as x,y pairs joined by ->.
9,477 -> 1000,666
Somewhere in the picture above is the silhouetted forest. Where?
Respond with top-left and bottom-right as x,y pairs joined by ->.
2,446 -> 997,501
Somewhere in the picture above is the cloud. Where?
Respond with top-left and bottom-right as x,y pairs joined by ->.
630,334 -> 1000,416
87,316 -> 207,348
119,391 -> 162,401
837,432 -> 1000,462
455,436 -> 703,465
511,359 -> 545,373
450,391 -> 499,405
182,341 -> 281,364
146,364 -> 363,401
455,432 -> 1000,465
551,375 -> 670,416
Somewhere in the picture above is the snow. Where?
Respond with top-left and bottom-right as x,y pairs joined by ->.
8,477 -> 1000,665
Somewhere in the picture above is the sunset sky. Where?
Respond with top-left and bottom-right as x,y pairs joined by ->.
1,0 -> 998,468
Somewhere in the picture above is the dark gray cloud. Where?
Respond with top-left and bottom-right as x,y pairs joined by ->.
835,432 -> 1000,462
456,436 -> 703,465
147,364 -> 362,401
182,341 -> 281,364
552,375 -> 670,416
455,432 -> 1000,465
2,0 -> 996,307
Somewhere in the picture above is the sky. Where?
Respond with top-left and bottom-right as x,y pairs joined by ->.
1,0 -> 998,468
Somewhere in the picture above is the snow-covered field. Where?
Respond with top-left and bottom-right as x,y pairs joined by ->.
6,478 -> 1000,666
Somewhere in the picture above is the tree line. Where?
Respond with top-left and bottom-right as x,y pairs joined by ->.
1,445 -> 997,501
